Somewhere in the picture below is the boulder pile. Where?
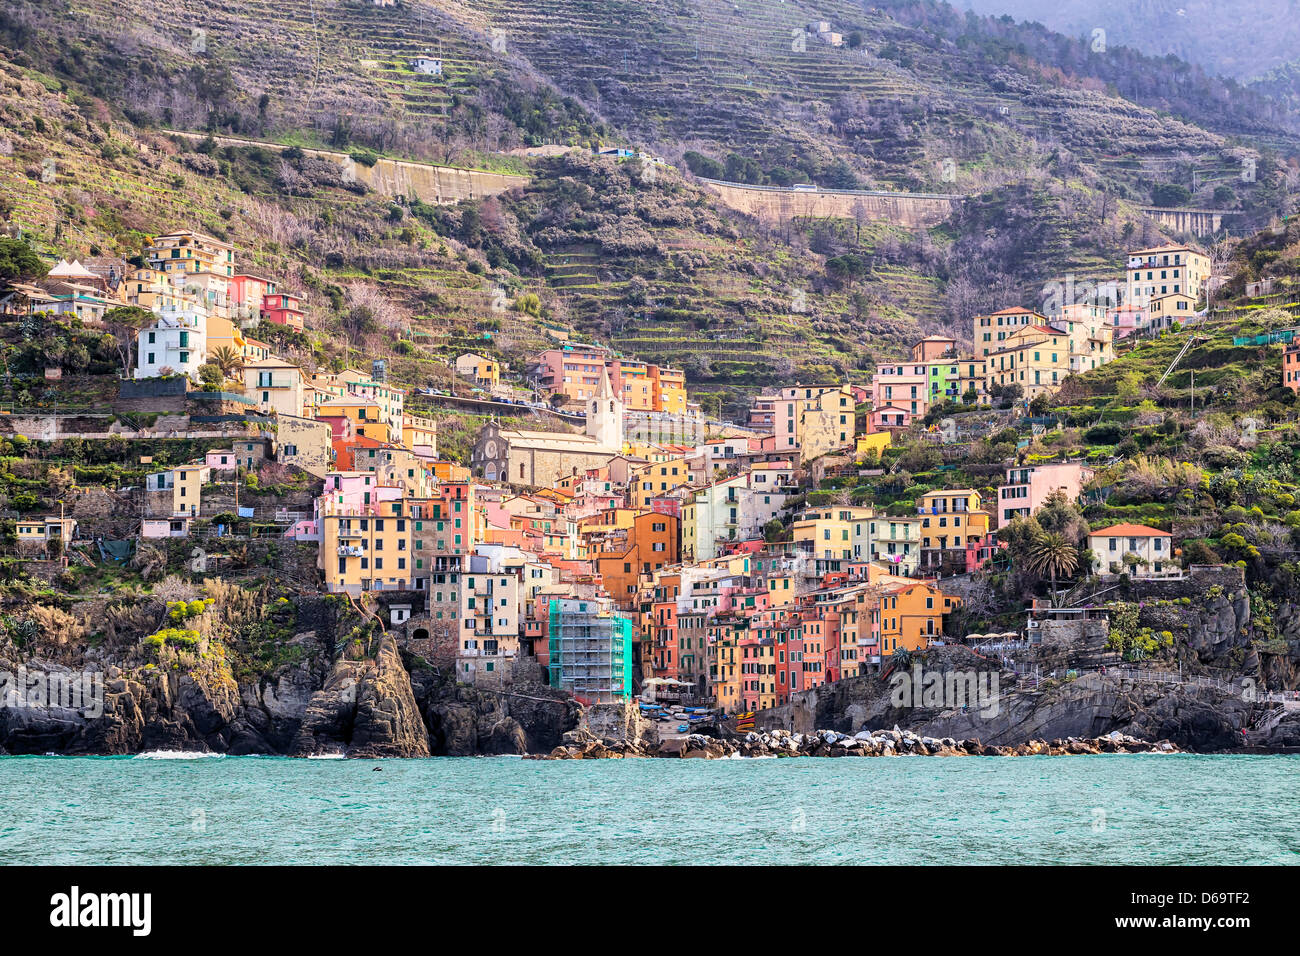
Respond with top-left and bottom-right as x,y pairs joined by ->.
534,727 -> 1179,759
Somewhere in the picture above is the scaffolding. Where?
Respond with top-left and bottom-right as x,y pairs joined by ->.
548,598 -> 633,702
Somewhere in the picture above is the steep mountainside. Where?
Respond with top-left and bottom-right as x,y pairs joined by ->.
1,0 -> 1298,409
962,0 -> 1300,82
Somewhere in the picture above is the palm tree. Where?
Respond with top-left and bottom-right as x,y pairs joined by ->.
209,345 -> 243,381
1026,531 -> 1080,607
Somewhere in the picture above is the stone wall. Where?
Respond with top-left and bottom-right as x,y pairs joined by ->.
582,698 -> 657,747
171,132 -> 528,205
119,377 -> 187,400
508,446 -> 615,488
700,178 -> 963,227
111,395 -> 188,415
1138,207 -> 1222,238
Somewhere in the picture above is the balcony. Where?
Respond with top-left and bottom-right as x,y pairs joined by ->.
337,545 -> 364,557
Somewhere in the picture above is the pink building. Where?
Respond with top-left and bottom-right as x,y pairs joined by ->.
205,449 -> 238,471
649,494 -> 683,519
537,346 -> 612,402
911,335 -> 958,362
870,404 -> 914,431
229,274 -> 277,312
871,362 -> 929,417
319,472 -> 404,513
997,462 -> 1093,527
1285,344 -> 1300,394
963,532 -> 1003,572
262,292 -> 304,331
1108,304 -> 1149,340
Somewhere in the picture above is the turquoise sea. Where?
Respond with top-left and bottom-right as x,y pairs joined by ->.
1,754 -> 1296,865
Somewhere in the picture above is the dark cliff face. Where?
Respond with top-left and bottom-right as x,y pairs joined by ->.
755,646 -> 1259,752
0,597 -> 577,757
1266,599 -> 1300,689
408,664 -> 581,757
915,675 -> 1253,752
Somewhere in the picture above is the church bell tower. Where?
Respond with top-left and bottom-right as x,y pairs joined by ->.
586,365 -> 624,451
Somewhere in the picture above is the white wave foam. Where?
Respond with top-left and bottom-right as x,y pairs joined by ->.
132,750 -> 224,760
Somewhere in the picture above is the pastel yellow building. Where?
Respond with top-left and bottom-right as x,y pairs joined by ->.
985,324 -> 1072,399
402,414 -> 438,453
957,355 -> 988,404
765,572 -> 797,606
317,399 -> 392,443
145,464 -> 210,518
918,489 -> 990,574
709,627 -> 742,713
628,459 -> 691,509
740,640 -> 778,711
1126,245 -> 1210,310
205,315 -> 247,373
855,431 -> 891,459
792,506 -> 874,561
455,352 -> 500,387
654,366 -> 688,415
243,357 -> 304,418
869,514 -> 923,575
974,307 -> 1045,359
146,231 -> 235,279
320,499 -> 413,595
16,516 -> 77,546
1148,292 -> 1197,331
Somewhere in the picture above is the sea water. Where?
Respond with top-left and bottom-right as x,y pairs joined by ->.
0,754 -> 1296,865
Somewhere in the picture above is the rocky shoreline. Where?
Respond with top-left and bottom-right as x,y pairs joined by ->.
537,727 -> 1181,760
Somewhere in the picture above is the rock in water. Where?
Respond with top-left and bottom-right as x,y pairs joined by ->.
292,634 -> 430,758
487,717 -> 528,755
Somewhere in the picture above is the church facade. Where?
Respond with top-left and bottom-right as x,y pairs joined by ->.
471,367 -> 625,487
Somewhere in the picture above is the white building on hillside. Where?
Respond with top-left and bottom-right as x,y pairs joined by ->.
135,306 -> 207,380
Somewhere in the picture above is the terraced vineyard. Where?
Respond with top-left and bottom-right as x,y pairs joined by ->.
7,0 -> 601,163
3,0 -> 1298,412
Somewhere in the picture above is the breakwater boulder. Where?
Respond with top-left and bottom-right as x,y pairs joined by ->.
535,726 -> 1178,759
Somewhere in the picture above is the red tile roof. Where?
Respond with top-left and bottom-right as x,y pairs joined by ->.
1090,523 -> 1171,537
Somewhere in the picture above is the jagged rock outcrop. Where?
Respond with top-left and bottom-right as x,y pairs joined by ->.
752,645 -> 1260,752
914,673 -> 1252,751
1,617 -> 436,757
0,659 -> 247,755
410,666 -> 581,756
291,635 -> 429,757
1255,708 -> 1300,748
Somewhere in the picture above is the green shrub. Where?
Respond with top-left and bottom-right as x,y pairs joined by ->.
166,598 -> 212,622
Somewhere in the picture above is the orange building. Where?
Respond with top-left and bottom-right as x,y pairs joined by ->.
1285,344 -> 1300,393
869,580 -> 962,658
591,512 -> 680,607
